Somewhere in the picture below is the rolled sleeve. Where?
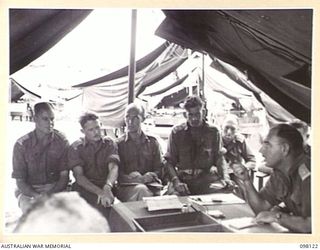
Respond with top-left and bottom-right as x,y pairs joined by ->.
152,138 -> 163,177
67,145 -> 84,170
164,130 -> 178,167
58,139 -> 70,172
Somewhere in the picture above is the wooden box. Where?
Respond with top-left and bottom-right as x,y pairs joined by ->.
132,211 -> 224,232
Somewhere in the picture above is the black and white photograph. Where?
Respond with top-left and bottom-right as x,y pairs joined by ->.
2,3 -> 319,246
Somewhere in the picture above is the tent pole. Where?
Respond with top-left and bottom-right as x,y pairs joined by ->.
128,9 -> 137,104
200,53 -> 205,100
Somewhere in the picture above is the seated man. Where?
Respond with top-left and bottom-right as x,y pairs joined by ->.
116,103 -> 163,202
165,96 -> 233,195
14,192 -> 110,233
68,112 -> 119,218
233,124 -> 311,233
12,102 -> 69,214
258,120 -> 311,176
221,114 -> 256,176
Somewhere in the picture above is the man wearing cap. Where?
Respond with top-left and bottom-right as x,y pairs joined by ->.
68,112 -> 119,218
12,102 -> 69,214
233,124 -> 311,233
222,114 -> 256,174
165,95 -> 233,195
116,103 -> 163,201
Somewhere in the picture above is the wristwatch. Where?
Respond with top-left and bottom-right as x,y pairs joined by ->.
104,181 -> 113,189
275,212 -> 282,222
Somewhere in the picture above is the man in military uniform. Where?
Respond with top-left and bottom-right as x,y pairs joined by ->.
116,103 -> 163,201
12,102 -> 69,214
233,123 -> 311,233
222,114 -> 256,178
165,95 -> 233,195
68,112 -> 119,218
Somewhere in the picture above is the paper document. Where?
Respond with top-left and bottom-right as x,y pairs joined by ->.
225,217 -> 258,229
222,217 -> 289,233
120,182 -> 163,188
143,195 -> 183,211
189,193 -> 245,205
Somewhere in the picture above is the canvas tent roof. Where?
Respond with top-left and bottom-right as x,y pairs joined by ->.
9,9 -> 312,126
155,9 -> 312,124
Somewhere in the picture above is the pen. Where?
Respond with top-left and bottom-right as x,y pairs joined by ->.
211,199 -> 223,203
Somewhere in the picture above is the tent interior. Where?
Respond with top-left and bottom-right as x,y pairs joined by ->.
9,9 -> 312,129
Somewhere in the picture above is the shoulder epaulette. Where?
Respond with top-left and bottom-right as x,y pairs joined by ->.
71,139 -> 84,150
235,133 -> 245,143
54,129 -> 68,141
16,133 -> 31,145
298,163 -> 311,181
172,122 -> 187,133
103,136 -> 116,144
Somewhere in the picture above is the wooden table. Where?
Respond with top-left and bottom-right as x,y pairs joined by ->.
109,195 -> 254,232
109,194 -> 289,233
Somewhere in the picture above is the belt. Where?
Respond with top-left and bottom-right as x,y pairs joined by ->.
178,169 -> 204,178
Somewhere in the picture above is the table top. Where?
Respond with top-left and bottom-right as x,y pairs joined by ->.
109,195 -> 288,233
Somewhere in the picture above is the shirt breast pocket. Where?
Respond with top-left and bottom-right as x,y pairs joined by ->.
178,147 -> 192,166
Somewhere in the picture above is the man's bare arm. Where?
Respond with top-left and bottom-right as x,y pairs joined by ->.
72,166 -> 103,196
47,170 -> 69,194
16,179 -> 39,198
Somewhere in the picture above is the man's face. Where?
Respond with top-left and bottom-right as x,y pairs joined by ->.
82,119 -> 102,142
125,108 -> 142,133
34,109 -> 55,135
223,122 -> 237,142
186,106 -> 203,127
259,133 -> 284,169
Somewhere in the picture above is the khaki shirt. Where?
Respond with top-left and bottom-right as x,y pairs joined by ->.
165,122 -> 228,179
12,129 -> 69,185
260,155 -> 311,217
117,132 -> 163,180
222,133 -> 256,165
68,136 -> 120,187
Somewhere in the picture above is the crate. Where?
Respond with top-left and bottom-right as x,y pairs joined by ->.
133,211 -> 224,232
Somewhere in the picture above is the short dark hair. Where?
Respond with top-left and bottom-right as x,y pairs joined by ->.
79,112 -> 99,128
34,102 -> 53,116
270,123 -> 304,154
183,95 -> 203,111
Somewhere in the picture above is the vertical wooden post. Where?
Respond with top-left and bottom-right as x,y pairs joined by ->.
128,9 -> 137,104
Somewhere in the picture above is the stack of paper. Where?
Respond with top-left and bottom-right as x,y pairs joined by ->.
143,195 -> 184,211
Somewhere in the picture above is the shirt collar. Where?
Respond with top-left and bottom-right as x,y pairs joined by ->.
125,131 -> 149,143
185,120 -> 208,131
31,129 -> 54,147
83,137 -> 103,147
